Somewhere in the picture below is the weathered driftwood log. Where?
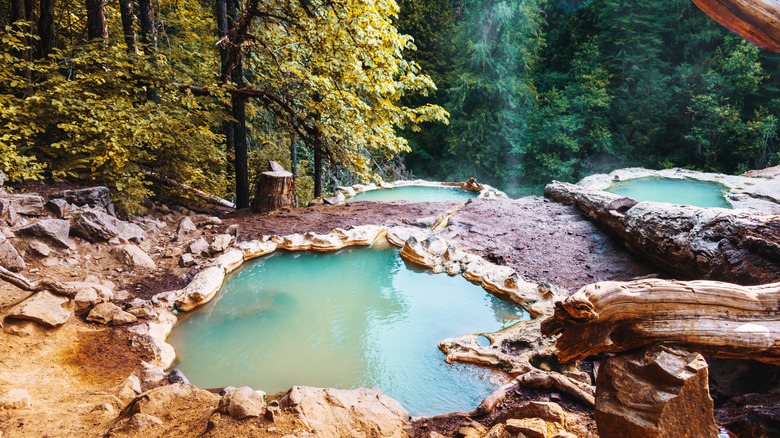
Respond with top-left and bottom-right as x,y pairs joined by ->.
693,0 -> 780,52
541,278 -> 780,365
0,265 -> 77,309
251,161 -> 295,213
544,180 -> 780,285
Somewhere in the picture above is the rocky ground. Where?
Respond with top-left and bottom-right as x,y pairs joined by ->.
0,179 -> 776,437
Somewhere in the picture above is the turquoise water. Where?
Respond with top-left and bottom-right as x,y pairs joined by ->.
606,177 -> 732,208
348,185 -> 478,202
167,245 -> 527,416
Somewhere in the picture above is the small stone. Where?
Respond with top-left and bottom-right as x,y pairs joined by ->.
86,302 -> 137,326
164,247 -> 182,258
177,217 -> 197,234
29,240 -> 51,257
264,405 -> 281,422
0,236 -> 25,272
226,224 -> 238,236
219,386 -> 266,419
505,418 -> 551,438
125,413 -> 163,431
142,366 -> 166,385
6,291 -> 71,328
0,389 -> 31,409
188,237 -> 210,257
118,375 -> 142,402
92,403 -> 115,415
112,245 -> 156,270
127,307 -> 157,319
42,257 -> 58,267
3,320 -> 39,337
202,216 -> 222,225
168,368 -> 190,385
179,253 -> 196,267
45,198 -> 70,218
210,234 -> 233,253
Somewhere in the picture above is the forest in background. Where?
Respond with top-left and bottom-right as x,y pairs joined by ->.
1,0 -> 778,209
398,0 -> 780,196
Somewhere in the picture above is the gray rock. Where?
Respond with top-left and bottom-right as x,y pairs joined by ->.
595,345 -> 718,438
20,219 -> 71,247
87,302 -> 138,326
118,222 -> 147,244
177,217 -> 197,234
0,235 -> 25,272
202,216 -> 222,225
226,224 -> 238,236
112,245 -> 156,270
188,237 -> 210,257
50,186 -> 115,216
210,234 -> 233,253
167,368 -> 190,385
29,240 -> 51,257
45,198 -> 70,218
0,389 -> 31,409
218,386 -> 266,419
6,291 -> 71,328
71,208 -> 120,241
6,194 -> 46,216
127,306 -> 157,319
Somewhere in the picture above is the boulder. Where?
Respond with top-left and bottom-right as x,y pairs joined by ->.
68,281 -> 114,311
20,218 -> 71,247
50,186 -> 115,216
5,194 -> 46,216
0,389 -> 31,409
188,237 -> 210,257
45,198 -> 70,218
5,291 -> 71,328
29,240 -> 51,257
179,253 -> 196,267
71,208 -> 146,243
87,302 -> 137,326
112,245 -> 156,270
210,234 -> 233,253
218,386 -> 266,419
0,235 -> 26,272
105,384 -> 219,438
279,386 -> 409,438
177,217 -> 197,234
595,345 -> 719,438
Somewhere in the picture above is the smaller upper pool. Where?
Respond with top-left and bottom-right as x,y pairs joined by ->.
348,185 -> 478,202
606,177 -> 732,208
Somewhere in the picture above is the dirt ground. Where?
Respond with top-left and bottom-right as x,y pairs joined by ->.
0,191 -> 656,437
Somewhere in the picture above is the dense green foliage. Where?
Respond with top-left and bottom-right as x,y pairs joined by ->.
398,0 -> 780,195
0,0 -> 445,211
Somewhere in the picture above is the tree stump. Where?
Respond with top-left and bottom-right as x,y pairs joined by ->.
251,161 -> 295,213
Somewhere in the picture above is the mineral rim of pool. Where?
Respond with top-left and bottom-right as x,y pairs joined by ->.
606,177 -> 732,208
167,245 -> 529,417
348,185 -> 478,202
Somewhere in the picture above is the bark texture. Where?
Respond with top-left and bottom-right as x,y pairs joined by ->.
251,162 -> 295,213
693,0 -> 780,52
544,181 -> 780,285
541,278 -> 780,364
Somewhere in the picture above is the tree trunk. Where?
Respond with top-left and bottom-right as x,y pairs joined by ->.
10,0 -> 32,96
138,0 -> 159,102
119,0 -> 138,54
314,143 -> 323,198
541,278 -> 780,365
544,181 -> 780,285
290,139 -> 298,207
37,0 -> 56,58
692,0 -> 780,52
251,162 -> 295,213
233,93 -> 249,208
86,0 -> 108,41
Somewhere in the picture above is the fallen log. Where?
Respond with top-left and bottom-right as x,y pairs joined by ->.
692,0 -> 780,52
0,265 -> 77,309
142,170 -> 236,209
544,180 -> 780,285
541,278 -> 780,365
